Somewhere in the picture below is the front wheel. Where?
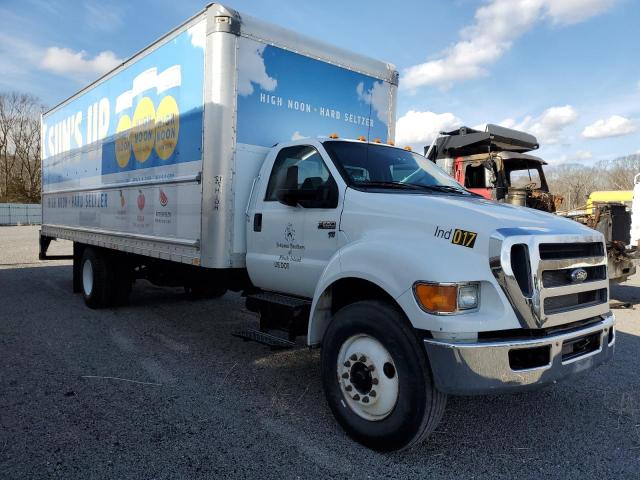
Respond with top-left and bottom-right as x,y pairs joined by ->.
321,300 -> 446,451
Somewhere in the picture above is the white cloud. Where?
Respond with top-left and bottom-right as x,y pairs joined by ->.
41,47 -> 122,79
572,150 -> 592,160
581,115 -> 636,139
395,110 -> 462,148
500,105 -> 578,144
237,37 -> 277,96
0,32 -> 43,85
356,81 -> 389,123
545,0 -> 615,24
547,150 -> 593,164
0,31 -> 122,85
402,0 -> 616,90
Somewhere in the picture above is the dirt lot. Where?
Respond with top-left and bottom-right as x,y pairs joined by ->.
1,226 -> 639,479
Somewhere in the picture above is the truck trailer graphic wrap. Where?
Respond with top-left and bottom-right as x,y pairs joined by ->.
40,11 -> 397,251
236,37 -> 391,147
41,20 -> 206,241
42,25 -> 205,189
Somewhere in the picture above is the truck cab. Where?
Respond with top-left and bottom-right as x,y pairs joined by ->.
242,136 -> 614,449
428,124 -> 562,212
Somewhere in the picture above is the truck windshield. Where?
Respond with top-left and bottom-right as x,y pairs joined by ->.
322,141 -> 467,193
507,166 -> 543,189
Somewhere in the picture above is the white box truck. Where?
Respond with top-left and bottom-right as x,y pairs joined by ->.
40,4 -> 615,451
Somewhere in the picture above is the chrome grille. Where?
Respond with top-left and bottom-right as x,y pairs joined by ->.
539,242 -> 604,260
542,265 -> 607,288
543,288 -> 608,315
490,229 -> 609,329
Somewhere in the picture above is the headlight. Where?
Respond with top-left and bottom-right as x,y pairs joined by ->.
413,282 -> 479,315
457,284 -> 479,310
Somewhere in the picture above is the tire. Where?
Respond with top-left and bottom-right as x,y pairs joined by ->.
321,300 -> 447,451
80,248 -> 113,309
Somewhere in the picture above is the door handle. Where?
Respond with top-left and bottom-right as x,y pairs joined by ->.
253,213 -> 262,232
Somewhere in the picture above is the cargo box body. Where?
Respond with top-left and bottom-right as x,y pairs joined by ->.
41,4 -> 397,268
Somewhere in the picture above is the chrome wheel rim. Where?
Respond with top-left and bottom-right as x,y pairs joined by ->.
337,334 -> 398,421
82,259 -> 94,297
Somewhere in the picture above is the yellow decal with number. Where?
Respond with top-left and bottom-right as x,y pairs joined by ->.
451,229 -> 477,248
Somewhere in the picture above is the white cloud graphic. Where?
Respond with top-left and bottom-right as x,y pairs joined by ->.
356,81 -> 389,123
187,20 -> 206,50
291,131 -> 308,141
238,37 -> 277,96
115,65 -> 182,114
582,115 -> 636,139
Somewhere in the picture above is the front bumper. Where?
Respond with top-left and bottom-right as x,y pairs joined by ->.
424,312 -> 615,395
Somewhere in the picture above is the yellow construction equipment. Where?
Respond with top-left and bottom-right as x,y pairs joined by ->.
586,190 -> 633,214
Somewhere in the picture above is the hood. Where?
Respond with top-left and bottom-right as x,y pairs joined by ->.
342,188 -> 595,237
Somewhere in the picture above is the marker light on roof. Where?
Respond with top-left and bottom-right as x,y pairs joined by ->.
358,135 -> 366,141
329,133 -> 339,139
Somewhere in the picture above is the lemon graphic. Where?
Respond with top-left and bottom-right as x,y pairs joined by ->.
155,95 -> 179,160
115,115 -> 132,168
131,96 -> 156,163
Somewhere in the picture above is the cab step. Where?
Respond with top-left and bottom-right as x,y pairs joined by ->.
245,291 -> 311,341
232,328 -> 298,349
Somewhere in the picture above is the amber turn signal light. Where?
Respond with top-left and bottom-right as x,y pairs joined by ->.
414,283 -> 458,313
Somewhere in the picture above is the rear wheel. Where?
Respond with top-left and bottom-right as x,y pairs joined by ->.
81,248 -> 112,309
321,300 -> 446,451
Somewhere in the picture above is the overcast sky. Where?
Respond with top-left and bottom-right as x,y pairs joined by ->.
1,0 -> 638,164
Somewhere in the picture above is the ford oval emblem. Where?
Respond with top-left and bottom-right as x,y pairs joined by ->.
570,268 -> 588,283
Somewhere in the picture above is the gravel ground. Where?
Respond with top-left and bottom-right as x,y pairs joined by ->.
1,225 -> 639,479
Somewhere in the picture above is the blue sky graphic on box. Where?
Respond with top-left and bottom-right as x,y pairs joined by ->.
42,27 -> 204,186
237,37 -> 390,147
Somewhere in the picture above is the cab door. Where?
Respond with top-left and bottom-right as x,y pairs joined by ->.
246,144 -> 342,298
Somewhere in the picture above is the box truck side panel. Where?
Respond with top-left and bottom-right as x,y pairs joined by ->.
229,36 -> 396,262
236,37 -> 393,147
41,19 -> 206,263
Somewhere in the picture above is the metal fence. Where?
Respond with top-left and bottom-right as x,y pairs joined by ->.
0,203 -> 42,225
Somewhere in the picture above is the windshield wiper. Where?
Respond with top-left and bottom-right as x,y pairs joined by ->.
353,181 -> 425,190
354,181 -> 472,195
405,184 -> 471,195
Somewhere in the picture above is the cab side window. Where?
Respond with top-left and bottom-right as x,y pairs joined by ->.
465,164 -> 488,188
265,146 -> 334,203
